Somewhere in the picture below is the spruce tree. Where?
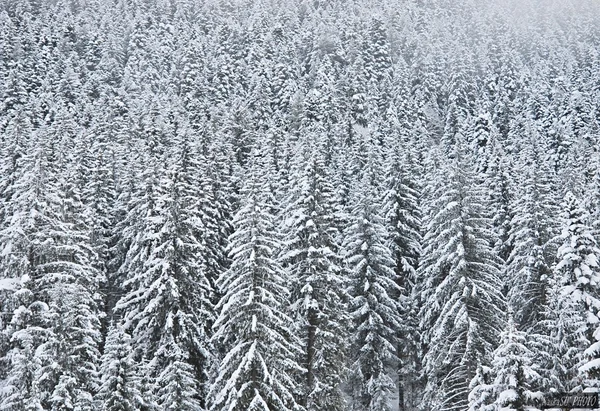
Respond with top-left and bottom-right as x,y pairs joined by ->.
506,146 -> 559,332
0,278 -> 50,411
114,134 -> 213,406
344,149 -> 401,411
208,148 -> 303,411
153,336 -> 203,411
467,364 -> 495,411
419,148 -> 505,411
96,323 -> 141,411
1,125 -> 103,410
381,134 -> 423,411
281,139 -> 349,411
470,314 -> 541,411
544,192 -> 600,392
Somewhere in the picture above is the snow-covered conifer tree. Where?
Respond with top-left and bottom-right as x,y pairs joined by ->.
0,276 -> 50,410
208,147 -> 303,411
154,336 -> 203,411
506,144 -> 559,332
1,123 -> 104,410
419,146 -> 505,411
467,364 -> 495,411
344,145 -> 402,411
115,124 -> 213,407
475,314 -> 541,411
281,138 -> 349,411
96,323 -> 141,411
544,192 -> 600,392
381,133 -> 423,411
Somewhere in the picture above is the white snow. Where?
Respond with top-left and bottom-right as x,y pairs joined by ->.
0,278 -> 18,291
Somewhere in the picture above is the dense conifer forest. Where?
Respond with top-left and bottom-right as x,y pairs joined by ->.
1,0 -> 600,409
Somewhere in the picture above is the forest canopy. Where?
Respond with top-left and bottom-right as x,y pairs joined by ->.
0,0 -> 599,410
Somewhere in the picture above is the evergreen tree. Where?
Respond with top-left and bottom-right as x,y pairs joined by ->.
506,145 -> 559,332
554,192 -> 600,345
381,133 -> 423,411
281,140 -> 349,411
0,131 -> 56,410
470,314 -> 541,411
114,133 -> 213,406
467,364 -> 495,411
208,148 -> 303,411
485,142 -> 513,265
79,110 -> 121,330
419,149 -> 505,411
154,336 -> 203,411
1,125 -> 103,410
544,192 -> 600,392
96,323 -> 141,411
344,149 -> 401,411
0,278 -> 50,411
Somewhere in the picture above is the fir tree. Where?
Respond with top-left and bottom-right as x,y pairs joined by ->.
154,337 -> 203,411
381,133 -> 423,411
544,192 -> 600,392
482,315 -> 540,411
344,149 -> 401,411
467,364 -> 495,411
281,139 -> 349,411
1,126 -> 103,410
114,133 -> 213,406
506,145 -> 559,332
419,148 -> 505,411
208,148 -> 303,411
0,279 -> 50,411
96,323 -> 141,411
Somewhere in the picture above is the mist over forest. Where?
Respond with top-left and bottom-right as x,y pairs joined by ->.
1,0 -> 600,410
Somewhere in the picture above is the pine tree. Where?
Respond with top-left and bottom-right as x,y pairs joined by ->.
485,142 -> 513,265
0,131 -> 56,410
0,109 -> 30,229
79,110 -> 121,330
483,315 -> 540,411
208,148 -> 303,411
43,147 -> 105,411
154,336 -> 203,411
381,135 -> 423,411
281,139 -> 349,411
506,145 -> 559,332
419,149 -> 505,411
45,281 -> 103,411
581,330 -> 600,392
0,124 -> 103,410
467,364 -> 495,411
96,323 -> 141,411
114,132 -> 213,406
554,192 -> 600,344
541,282 -> 586,394
544,192 -> 600,392
0,279 -> 50,411
344,148 -> 401,411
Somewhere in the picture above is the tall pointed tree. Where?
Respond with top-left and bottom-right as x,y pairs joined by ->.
96,323 -> 141,411
281,137 -> 349,411
344,144 -> 402,411
543,192 -> 600,392
114,125 -> 213,408
419,146 -> 505,411
381,132 -> 423,411
1,121 -> 104,410
506,143 -> 559,332
208,147 -> 304,411
469,313 -> 541,411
